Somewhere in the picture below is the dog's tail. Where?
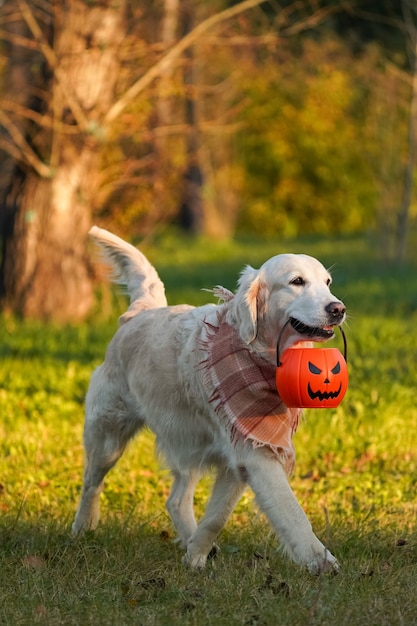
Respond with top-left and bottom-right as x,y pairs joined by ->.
89,226 -> 167,323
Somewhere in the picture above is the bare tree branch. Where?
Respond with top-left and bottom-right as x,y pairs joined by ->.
340,2 -> 405,32
200,33 -> 279,46
104,0 -> 269,125
104,0 -> 338,126
0,99 -> 80,134
17,0 -> 90,133
0,137 -> 27,164
0,28 -> 40,50
0,109 -> 52,177
280,4 -> 340,36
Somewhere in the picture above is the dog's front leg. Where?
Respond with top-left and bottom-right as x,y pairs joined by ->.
166,468 -> 201,547
183,468 -> 247,569
245,451 -> 339,574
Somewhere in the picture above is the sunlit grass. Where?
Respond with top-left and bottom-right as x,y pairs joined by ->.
1,232 -> 417,625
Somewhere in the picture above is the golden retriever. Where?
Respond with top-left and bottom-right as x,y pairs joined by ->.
72,226 -> 346,573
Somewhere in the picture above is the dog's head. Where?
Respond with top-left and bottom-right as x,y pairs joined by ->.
228,253 -> 345,355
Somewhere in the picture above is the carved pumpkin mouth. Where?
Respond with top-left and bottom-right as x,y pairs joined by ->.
290,317 -> 335,340
307,382 -> 342,401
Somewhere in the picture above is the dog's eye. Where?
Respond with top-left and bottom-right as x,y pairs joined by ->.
291,277 -> 305,286
326,278 -> 331,286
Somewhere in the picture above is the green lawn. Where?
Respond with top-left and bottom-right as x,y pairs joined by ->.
1,232 -> 417,625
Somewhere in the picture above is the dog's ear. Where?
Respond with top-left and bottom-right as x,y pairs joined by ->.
234,266 -> 265,344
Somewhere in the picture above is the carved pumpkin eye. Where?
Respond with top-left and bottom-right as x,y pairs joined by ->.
331,362 -> 341,375
308,361 -> 322,375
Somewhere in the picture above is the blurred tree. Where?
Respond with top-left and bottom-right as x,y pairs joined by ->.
2,0 -> 412,322
332,0 -> 416,261
236,37 -> 378,237
0,0 -> 128,321
395,0 -> 417,263
0,0 -> 269,320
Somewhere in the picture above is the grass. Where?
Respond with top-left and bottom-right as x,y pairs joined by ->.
1,231 -> 417,625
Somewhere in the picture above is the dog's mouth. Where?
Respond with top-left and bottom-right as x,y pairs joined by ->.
289,317 -> 335,340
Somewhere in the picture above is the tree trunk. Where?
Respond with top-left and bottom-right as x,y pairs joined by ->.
151,0 -> 181,230
3,158 -> 95,321
1,0 -> 126,321
396,37 -> 417,263
178,3 -> 205,235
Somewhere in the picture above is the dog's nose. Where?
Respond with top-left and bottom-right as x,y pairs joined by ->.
325,301 -> 346,320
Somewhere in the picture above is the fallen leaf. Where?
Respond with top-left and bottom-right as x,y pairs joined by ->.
22,555 -> 46,571
139,576 -> 166,590
34,605 -> 48,620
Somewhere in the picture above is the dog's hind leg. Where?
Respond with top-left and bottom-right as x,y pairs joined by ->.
166,469 -> 201,547
72,375 -> 143,536
183,468 -> 246,569
72,429 -> 131,536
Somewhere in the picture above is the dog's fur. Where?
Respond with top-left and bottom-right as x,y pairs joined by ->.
72,226 -> 346,573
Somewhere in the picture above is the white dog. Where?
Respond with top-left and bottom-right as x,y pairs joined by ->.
72,226 -> 346,574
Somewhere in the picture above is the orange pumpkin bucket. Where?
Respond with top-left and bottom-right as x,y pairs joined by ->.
275,321 -> 348,408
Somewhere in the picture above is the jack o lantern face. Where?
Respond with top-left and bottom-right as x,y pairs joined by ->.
307,359 -> 342,401
275,347 -> 348,408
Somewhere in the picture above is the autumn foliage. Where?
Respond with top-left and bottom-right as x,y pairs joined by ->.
0,1 -> 414,320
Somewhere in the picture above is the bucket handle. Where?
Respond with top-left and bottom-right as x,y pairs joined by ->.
276,319 -> 348,367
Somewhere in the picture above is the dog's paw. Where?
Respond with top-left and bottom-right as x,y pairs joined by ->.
71,520 -> 87,538
307,550 -> 339,575
182,543 -> 219,570
182,550 -> 208,570
71,514 -> 99,537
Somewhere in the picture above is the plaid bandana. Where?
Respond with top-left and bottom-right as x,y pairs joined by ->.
197,311 -> 302,473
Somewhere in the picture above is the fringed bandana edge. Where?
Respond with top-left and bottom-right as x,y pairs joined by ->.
196,307 -> 302,474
